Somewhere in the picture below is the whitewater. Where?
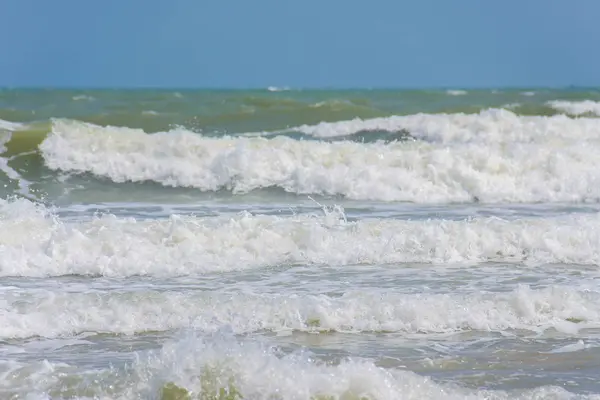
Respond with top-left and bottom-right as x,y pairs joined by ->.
1,88 -> 600,399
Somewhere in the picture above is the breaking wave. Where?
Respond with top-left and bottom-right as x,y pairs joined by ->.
2,198 -> 600,277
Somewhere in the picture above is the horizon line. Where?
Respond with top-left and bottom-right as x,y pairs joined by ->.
0,85 -> 597,91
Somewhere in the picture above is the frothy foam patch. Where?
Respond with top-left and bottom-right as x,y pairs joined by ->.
0,359 -> 84,399
0,132 -> 33,198
2,199 -> 600,277
39,117 -> 600,203
72,95 -> 95,101
2,285 -> 599,339
128,334 -> 598,400
1,335 -> 598,399
548,340 -> 594,354
446,90 -> 467,96
267,86 -> 291,92
0,119 -> 25,132
547,100 -> 600,116
2,335 -> 593,400
290,108 -> 600,141
0,131 -> 11,154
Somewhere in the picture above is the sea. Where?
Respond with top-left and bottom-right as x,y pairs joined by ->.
1,87 -> 600,399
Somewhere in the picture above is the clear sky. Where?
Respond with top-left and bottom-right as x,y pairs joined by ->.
1,0 -> 599,88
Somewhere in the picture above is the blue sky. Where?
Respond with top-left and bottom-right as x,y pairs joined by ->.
1,0 -> 599,88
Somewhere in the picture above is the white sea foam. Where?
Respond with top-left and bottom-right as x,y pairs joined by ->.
0,131 -> 11,154
446,90 -> 467,96
0,359 -> 80,400
0,155 -> 32,198
2,336 -> 593,399
267,86 -> 291,92
547,100 -> 600,116
72,95 -> 95,102
290,108 -> 600,141
126,335 -> 599,400
548,340 -> 594,354
0,118 -> 25,132
1,285 -> 598,339
2,198 -> 600,277
0,132 -> 33,198
39,116 -> 600,202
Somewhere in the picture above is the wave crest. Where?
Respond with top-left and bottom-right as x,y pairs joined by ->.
36,115 -> 600,203
2,198 -> 600,277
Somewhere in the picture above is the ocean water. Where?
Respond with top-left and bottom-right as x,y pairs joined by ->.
1,87 -> 600,399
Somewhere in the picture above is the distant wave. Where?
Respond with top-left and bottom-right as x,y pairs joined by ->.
284,108 -> 600,141
446,90 -> 467,96
267,86 -> 291,92
547,100 -> 600,116
194,96 -> 387,130
72,95 -> 95,101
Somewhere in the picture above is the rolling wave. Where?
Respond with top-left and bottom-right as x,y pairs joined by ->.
2,198 -> 600,277
2,284 -> 597,339
3,109 -> 600,203
285,108 -> 600,140
37,114 -> 600,203
547,100 -> 600,116
3,334 -> 589,400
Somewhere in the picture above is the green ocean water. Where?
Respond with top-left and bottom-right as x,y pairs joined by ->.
2,87 -> 600,134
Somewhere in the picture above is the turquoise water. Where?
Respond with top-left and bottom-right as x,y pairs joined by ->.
1,88 -> 600,399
